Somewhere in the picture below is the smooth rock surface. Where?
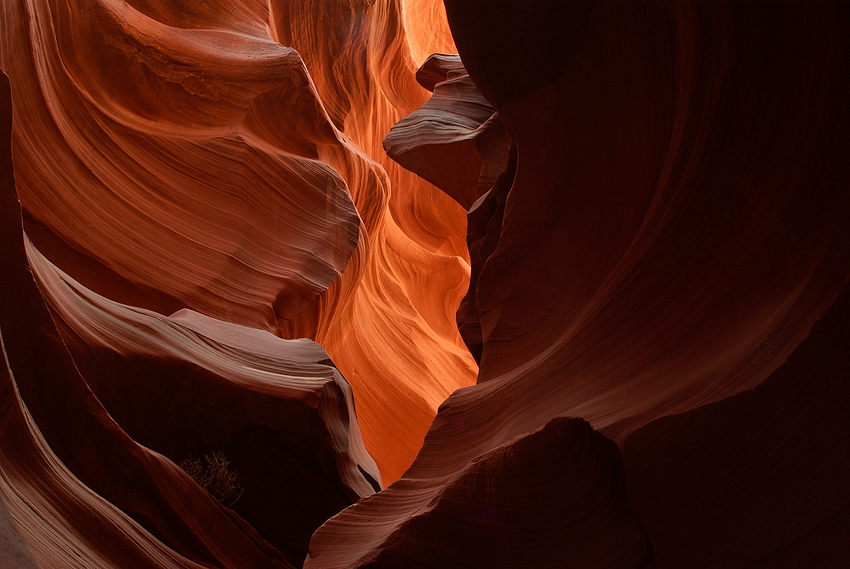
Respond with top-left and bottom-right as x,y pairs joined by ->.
0,0 -> 477,485
383,54 -> 509,210
623,279 -> 850,568
1,68 -> 291,569
305,1 -> 850,567
3,1 -> 850,567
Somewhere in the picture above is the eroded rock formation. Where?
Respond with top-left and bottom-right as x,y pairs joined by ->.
0,0 -> 476,487
306,1 -> 850,567
2,69 -> 290,569
1,0 -> 472,565
2,0 -> 850,568
383,53 -> 509,211
32,242 -> 380,566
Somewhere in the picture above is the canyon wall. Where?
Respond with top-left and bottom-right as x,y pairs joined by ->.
306,1 -> 850,567
0,0 -> 475,487
1,0 -> 470,566
2,1 -> 849,568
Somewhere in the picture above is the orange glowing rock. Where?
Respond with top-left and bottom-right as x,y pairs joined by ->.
266,0 -> 478,482
1,0 -> 474,564
304,1 -> 850,567
0,0 -> 476,485
4,0 -> 849,567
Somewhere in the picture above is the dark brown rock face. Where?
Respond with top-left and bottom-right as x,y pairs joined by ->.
306,1 -> 850,567
3,1 -> 850,567
312,416 -> 652,568
623,279 -> 850,568
383,53 -> 509,211
34,247 -> 381,567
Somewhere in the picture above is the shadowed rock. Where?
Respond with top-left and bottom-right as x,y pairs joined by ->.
33,243 -> 381,567
1,67 -> 292,569
306,1 -> 850,567
383,54 -> 509,210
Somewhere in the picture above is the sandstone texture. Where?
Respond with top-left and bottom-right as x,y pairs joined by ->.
306,1 -> 850,567
2,1 -> 849,568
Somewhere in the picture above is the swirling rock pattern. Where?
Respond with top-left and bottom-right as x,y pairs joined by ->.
382,53 -> 514,362
0,0 -> 476,485
267,0 -> 477,482
0,494 -> 39,569
1,70 -> 291,568
3,0 -> 360,329
1,0 -> 476,564
32,242 -> 380,567
306,1 -> 850,567
3,0 -> 850,567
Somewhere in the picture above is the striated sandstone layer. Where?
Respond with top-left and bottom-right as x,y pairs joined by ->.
383,53 -> 509,211
3,0 -> 361,328
0,493 -> 39,569
2,69 -> 290,569
0,0 -> 477,485
306,1 -> 850,567
3,0 -> 849,567
3,60 -> 375,567
267,0 -> 476,482
31,242 -> 380,567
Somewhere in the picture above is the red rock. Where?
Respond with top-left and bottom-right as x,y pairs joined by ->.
0,494 -> 39,569
2,0 -> 360,329
455,150 -> 516,363
32,241 -> 380,566
383,54 -> 509,210
1,68 -> 291,569
1,0 -> 476,485
306,1 -> 850,567
413,53 -> 468,92
1,320 -> 212,569
0,72 -> 43,569
4,0 -> 850,566
262,0 -> 480,482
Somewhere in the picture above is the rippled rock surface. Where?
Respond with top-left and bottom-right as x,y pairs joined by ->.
2,0 -> 471,566
1,0 -> 475,487
306,1 -> 850,567
3,1 -> 850,568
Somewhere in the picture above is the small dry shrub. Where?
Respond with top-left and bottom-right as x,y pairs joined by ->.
179,451 -> 243,507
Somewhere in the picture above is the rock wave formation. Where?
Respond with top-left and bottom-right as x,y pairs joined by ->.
2,0 -> 473,565
2,69 -> 290,568
1,0 -> 477,489
306,1 -> 850,567
2,0 -> 850,568
33,242 -> 381,565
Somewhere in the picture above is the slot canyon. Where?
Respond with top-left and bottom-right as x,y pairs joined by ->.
1,1 -> 849,567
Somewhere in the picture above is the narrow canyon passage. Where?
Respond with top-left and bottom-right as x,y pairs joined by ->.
0,0 -> 477,488
2,1 -> 850,568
